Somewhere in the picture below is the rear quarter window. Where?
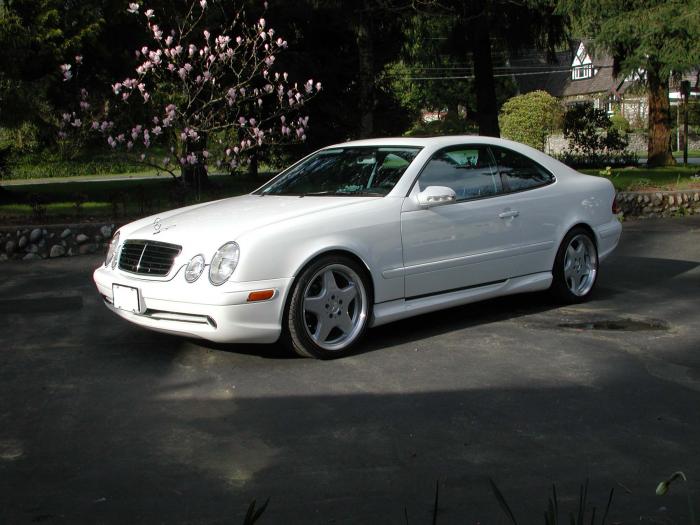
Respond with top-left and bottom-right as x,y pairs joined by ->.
490,146 -> 554,193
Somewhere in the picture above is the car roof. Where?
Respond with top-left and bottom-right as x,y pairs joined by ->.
322,136 -> 526,149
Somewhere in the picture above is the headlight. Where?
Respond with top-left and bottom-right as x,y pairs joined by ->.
209,242 -> 240,285
105,231 -> 120,268
184,254 -> 205,283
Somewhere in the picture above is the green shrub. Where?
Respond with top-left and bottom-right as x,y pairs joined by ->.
610,113 -> 631,134
563,104 -> 628,154
499,91 -> 563,151
0,122 -> 41,154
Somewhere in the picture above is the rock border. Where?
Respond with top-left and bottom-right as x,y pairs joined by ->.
617,189 -> 700,219
1,223 -> 115,262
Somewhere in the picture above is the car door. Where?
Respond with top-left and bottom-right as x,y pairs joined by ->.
487,145 -> 560,275
400,145 -> 521,298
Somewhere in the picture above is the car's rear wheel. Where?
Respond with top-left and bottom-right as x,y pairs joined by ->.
285,255 -> 371,359
550,227 -> 599,303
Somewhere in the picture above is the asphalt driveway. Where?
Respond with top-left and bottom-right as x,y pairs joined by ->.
1,216 -> 699,524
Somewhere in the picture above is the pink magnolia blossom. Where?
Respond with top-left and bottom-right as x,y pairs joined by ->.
60,0 -> 319,176
60,64 -> 72,81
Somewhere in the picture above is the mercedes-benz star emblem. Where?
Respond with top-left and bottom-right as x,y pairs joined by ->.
153,218 -> 162,233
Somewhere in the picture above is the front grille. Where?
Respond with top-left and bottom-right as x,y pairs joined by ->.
118,240 -> 182,276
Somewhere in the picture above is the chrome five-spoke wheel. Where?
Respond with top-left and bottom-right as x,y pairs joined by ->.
286,256 -> 371,358
551,227 -> 599,303
563,234 -> 598,297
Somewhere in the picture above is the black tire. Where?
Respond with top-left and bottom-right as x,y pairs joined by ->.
550,227 -> 599,304
283,254 -> 372,359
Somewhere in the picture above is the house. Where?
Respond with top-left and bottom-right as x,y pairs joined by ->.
509,41 -> 648,126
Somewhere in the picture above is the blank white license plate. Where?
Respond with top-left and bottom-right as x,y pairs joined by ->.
112,284 -> 141,313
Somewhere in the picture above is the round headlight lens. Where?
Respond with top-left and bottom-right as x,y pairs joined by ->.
105,231 -> 120,268
209,242 -> 240,285
184,254 -> 205,283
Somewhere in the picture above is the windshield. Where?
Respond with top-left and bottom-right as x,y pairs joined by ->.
256,146 -> 422,196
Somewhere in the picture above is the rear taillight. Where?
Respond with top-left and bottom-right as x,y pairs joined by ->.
612,196 -> 621,215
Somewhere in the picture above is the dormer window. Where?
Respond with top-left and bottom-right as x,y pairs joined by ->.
572,64 -> 593,80
571,42 -> 593,80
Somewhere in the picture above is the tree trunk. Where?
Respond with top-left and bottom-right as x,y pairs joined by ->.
646,69 -> 675,167
469,12 -> 500,137
354,7 -> 375,138
247,152 -> 259,177
181,136 -> 210,188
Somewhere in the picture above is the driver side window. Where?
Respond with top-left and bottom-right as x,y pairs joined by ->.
417,145 -> 502,202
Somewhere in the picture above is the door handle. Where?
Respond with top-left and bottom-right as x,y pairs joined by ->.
498,210 -> 520,219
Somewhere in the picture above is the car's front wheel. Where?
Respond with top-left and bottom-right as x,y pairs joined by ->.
550,227 -> 599,303
285,255 -> 372,359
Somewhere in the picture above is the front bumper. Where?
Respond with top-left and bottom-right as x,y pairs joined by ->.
94,265 -> 291,344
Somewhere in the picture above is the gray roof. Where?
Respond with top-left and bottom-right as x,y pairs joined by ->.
510,43 -> 623,99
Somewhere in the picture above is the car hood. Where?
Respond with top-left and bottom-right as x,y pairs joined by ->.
125,194 -> 377,249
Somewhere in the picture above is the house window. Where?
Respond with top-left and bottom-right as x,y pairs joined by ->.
572,64 -> 593,80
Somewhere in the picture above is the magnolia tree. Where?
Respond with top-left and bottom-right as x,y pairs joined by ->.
60,0 -> 320,185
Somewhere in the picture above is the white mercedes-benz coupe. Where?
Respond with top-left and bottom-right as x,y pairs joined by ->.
94,136 -> 621,358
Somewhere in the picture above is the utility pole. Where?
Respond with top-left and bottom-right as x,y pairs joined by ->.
681,80 -> 690,166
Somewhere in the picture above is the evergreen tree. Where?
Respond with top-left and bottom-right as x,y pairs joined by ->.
414,0 -> 566,137
559,0 -> 700,166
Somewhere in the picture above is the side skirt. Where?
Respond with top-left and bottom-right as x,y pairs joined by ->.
369,272 -> 553,328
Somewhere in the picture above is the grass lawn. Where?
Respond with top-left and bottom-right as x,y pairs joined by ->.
672,149 -> 700,157
580,165 -> 700,191
0,174 -> 273,224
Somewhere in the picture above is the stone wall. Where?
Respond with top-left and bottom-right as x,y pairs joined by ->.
546,131 -> 700,156
1,223 -> 115,262
617,189 -> 700,218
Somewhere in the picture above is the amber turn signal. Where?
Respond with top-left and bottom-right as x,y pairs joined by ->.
247,289 -> 275,302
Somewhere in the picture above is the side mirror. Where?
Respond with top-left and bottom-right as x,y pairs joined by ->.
416,186 -> 457,207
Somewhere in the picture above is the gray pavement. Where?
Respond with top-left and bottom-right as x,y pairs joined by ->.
1,216 -> 700,524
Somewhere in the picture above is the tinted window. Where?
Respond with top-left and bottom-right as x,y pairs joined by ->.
417,146 -> 501,201
490,146 -> 554,192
